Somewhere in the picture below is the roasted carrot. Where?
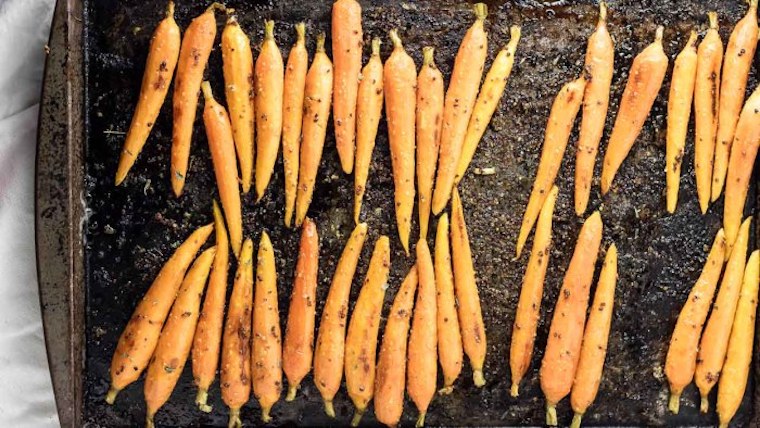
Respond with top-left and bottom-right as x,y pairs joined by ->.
665,228 -> 727,414
192,201 -> 229,412
435,213 -> 463,394
515,76 -> 586,257
665,31 -> 698,214
574,2 -> 614,216
254,20 -> 284,201
696,217 -> 751,412
115,1 -> 180,185
408,239 -> 438,427
106,223 -> 213,404
353,38 -> 385,224
313,222 -> 368,417
711,0 -> 758,201
569,243 -> 617,428
600,26 -> 668,195
283,218 -> 319,401
282,23 -> 308,227
431,3 -> 489,214
145,247 -> 216,428
510,185 -> 558,397
170,3 -> 221,197
416,47 -> 444,239
383,29 -> 417,255
295,33 -> 334,227
717,250 -> 760,428
374,265 -> 418,427
221,238 -> 253,428
455,25 -> 521,186
221,14 -> 254,194
345,236 -> 391,426
539,211 -> 603,426
332,0 -> 363,173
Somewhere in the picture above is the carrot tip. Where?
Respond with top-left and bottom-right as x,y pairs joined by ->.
655,26 -> 664,43
473,369 -> 486,387
206,2 -> 226,14
719,423 -> 729,428
668,392 -> 681,414
473,3 -> 488,21
264,20 -> 275,40
422,46 -> 436,66
546,403 -> 558,426
570,413 -> 583,428
166,1 -> 175,18
316,32 -> 326,52
351,408 -> 365,427
707,11 -> 718,29
509,26 -> 522,46
295,22 -> 306,42
389,29 -> 403,49
201,81 -> 213,101
700,395 -> 709,413
598,1 -> 607,22
324,400 -> 336,418
228,408 -> 242,428
105,387 -> 119,405
371,37 -> 382,56
195,388 -> 212,413
146,413 -> 156,428
416,412 -> 427,428
286,384 -> 299,401
510,383 -> 519,397
750,0 -> 758,10
261,406 -> 273,423
438,385 -> 454,395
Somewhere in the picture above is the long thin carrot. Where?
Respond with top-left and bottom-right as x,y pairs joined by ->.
295,33 -> 334,227
515,76 -> 586,257
574,3 -> 614,216
313,222 -> 369,417
345,236 -> 391,426
665,228 -> 727,414
539,211 -> 603,426
510,185 -> 558,397
332,0 -> 363,173
455,25 -> 522,186
435,213 -> 463,394
145,247 -> 216,428
600,26 -> 668,195
408,239 -> 438,427
384,30 -> 417,255
696,217 -> 751,412
106,223 -> 213,404
431,3 -> 489,214
283,218 -> 319,401
569,243 -> 617,428
115,1 -> 180,185
665,31 -> 698,214
221,14 -> 254,194
717,250 -> 760,428
711,0 -> 758,201
170,3 -> 221,197
353,38 -> 385,224
374,265 -> 418,427
221,238 -> 253,428
282,23 -> 308,227
192,201 -> 229,412
416,47 -> 444,239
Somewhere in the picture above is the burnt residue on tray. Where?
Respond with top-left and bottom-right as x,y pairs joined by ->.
83,0 -> 757,426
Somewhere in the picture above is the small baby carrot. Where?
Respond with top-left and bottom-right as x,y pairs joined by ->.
282,23 -> 308,227
435,213 -> 463,394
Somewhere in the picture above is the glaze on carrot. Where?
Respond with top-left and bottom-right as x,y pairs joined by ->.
282,23 -> 308,227
435,213 -> 463,394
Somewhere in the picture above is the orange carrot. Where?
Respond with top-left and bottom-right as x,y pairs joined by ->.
435,213 -> 463,394
282,23 -> 308,227
115,1 -> 180,185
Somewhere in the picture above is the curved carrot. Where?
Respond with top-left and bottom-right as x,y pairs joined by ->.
283,23 -> 308,227
510,185 -> 558,397
295,33 -> 334,227
106,223 -> 213,404
574,3 -> 613,216
435,213 -> 463,394
345,236 -> 391,426
665,228 -> 726,414
115,1 -> 180,185
374,265 -> 418,427
666,31 -> 698,214
332,0 -> 363,173
383,30 -> 417,255
600,26 -> 668,195
539,211 -> 603,426
314,222 -> 368,417
145,247 -> 216,427
283,218 -> 319,401
432,3 -> 489,214
515,76 -> 586,257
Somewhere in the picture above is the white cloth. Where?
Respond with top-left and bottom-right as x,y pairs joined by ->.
0,0 -> 59,427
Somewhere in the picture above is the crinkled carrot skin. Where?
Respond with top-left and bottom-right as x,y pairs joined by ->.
145,247 -> 216,424
282,24 -> 308,227
696,218 -> 751,412
665,31 -> 698,214
374,265 -> 418,427
665,228 -> 726,414
313,223 -> 368,417
510,185 -> 558,397
115,2 -> 180,185
106,223 -> 213,403
717,250 -> 760,428
515,76 -> 586,257
345,236 -> 391,426
283,218 -> 319,401
435,213 -> 463,394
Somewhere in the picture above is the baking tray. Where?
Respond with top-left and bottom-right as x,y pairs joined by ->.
36,0 -> 760,426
